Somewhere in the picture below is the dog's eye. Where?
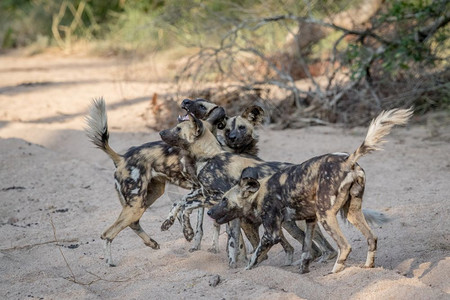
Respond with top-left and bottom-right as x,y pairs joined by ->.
222,197 -> 228,205
176,127 -> 181,132
238,125 -> 245,130
200,105 -> 206,110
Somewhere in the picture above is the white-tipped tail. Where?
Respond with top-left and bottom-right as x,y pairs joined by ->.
347,108 -> 413,166
85,97 -> 122,166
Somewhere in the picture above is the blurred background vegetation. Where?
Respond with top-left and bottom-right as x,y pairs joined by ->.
1,0 -> 448,126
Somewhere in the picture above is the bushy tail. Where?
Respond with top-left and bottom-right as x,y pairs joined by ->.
347,108 -> 413,166
85,97 -> 122,167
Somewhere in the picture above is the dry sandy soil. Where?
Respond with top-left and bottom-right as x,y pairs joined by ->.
0,51 -> 449,300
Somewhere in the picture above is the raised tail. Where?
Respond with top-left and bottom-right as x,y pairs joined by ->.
347,108 -> 413,166
85,97 -> 122,167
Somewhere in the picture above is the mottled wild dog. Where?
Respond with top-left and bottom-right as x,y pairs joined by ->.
85,97 -> 225,266
179,104 -> 270,253
160,113 -> 343,267
169,105 -> 337,261
208,108 -> 413,273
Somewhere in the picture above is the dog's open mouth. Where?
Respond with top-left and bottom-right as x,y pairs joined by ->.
177,103 -> 191,122
177,114 -> 190,122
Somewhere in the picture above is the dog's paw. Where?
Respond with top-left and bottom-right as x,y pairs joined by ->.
161,217 -> 175,231
362,263 -> 375,269
207,247 -> 219,254
189,246 -> 200,252
300,266 -> 310,274
183,228 -> 195,242
146,242 -> 160,250
105,259 -> 116,267
331,263 -> 346,273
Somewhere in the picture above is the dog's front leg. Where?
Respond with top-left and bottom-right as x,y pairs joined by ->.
181,199 -> 204,241
161,189 -> 201,231
226,219 -> 241,268
208,221 -> 220,253
246,230 -> 278,270
300,220 -> 316,274
189,208 -> 204,252
103,239 -> 115,267
246,215 -> 283,270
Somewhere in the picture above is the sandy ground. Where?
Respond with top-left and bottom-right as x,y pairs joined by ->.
0,52 -> 449,300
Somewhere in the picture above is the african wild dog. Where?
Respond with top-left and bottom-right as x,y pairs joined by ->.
221,105 -> 265,156
179,104 -> 269,253
159,113 -> 345,267
208,108 -> 413,273
85,97 -> 225,266
167,104 -> 338,262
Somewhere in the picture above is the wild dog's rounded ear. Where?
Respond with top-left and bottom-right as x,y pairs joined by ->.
207,107 -> 227,130
241,105 -> 264,126
240,167 -> 260,195
188,113 -> 204,137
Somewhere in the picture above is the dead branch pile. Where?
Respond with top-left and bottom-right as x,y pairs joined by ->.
176,0 -> 449,128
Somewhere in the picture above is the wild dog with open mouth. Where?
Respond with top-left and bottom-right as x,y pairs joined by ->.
167,104 -> 338,261
85,97 -> 225,266
178,104 -> 269,253
208,108 -> 413,273
160,113 -> 344,267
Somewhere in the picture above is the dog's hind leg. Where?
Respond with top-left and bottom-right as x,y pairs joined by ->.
101,204 -> 146,266
318,213 -> 351,273
130,180 -> 165,249
129,220 -> 160,249
189,208 -> 204,252
346,191 -> 377,268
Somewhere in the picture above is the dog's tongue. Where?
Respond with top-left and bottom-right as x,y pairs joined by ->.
177,114 -> 190,122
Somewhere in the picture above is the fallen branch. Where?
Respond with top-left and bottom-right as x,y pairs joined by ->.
0,238 -> 79,252
50,215 -> 140,286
